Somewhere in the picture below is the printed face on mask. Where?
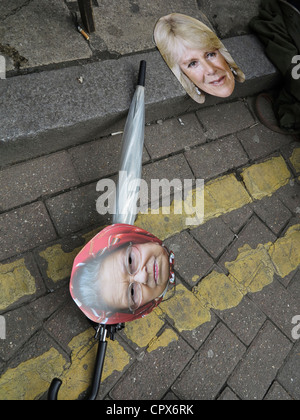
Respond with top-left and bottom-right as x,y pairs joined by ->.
70,225 -> 176,325
154,13 -> 245,104
179,48 -> 236,98
99,242 -> 170,313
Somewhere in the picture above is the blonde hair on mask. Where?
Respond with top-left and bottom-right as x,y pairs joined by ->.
154,13 -> 245,103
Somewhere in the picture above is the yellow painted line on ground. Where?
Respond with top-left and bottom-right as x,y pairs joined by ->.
0,348 -> 67,400
0,230 -> 103,313
147,328 -> 178,353
0,327 -> 130,400
268,224 -> 300,278
290,148 -> 300,172
39,244 -> 80,284
241,156 -> 291,200
1,153 -> 299,400
0,259 -> 36,311
135,156 -> 292,240
35,167 -> 254,294
135,173 -> 253,240
0,154 -> 296,312
131,224 -> 300,336
39,229 -> 101,284
124,310 -> 165,348
33,154 -> 294,293
57,328 -> 131,400
1,224 -> 299,400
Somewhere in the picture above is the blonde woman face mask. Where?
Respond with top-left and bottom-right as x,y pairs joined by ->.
179,48 -> 235,98
154,13 -> 245,103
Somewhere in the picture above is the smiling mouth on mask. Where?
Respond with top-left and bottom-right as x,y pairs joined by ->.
209,75 -> 226,86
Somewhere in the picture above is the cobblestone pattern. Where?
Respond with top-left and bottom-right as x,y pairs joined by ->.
0,98 -> 300,400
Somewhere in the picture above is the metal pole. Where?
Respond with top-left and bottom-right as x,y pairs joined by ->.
77,0 -> 95,33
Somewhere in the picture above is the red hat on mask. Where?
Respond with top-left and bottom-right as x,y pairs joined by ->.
70,224 -> 175,324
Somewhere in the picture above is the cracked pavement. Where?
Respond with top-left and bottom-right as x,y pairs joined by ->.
0,0 -> 92,70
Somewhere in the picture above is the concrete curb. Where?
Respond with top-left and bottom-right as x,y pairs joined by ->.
0,35 -> 278,167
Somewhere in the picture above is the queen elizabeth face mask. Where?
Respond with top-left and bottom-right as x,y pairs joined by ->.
154,13 -> 245,104
70,224 -> 175,325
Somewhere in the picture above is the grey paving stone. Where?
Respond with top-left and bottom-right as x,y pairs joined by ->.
164,231 -> 214,287
144,113 -> 205,160
264,382 -> 294,401
185,134 -> 249,180
69,133 -> 150,184
228,321 -> 293,400
223,35 -> 278,85
45,299 -> 91,354
221,205 -> 254,234
251,195 -> 292,235
0,0 -> 28,18
215,296 -> 266,346
0,202 -> 57,261
219,215 -> 277,270
110,327 -> 194,400
196,101 -> 255,140
237,123 -> 293,161
277,341 -> 300,400
142,154 -> 194,186
282,143 -> 300,178
288,270 -> 300,301
46,182 -> 109,236
190,217 -> 235,259
276,182 -> 300,216
1,330 -> 68,373
172,323 -> 246,400
218,387 -> 240,400
0,151 -> 80,211
28,285 -> 70,322
179,312 -> 218,351
198,0 -> 261,38
0,306 -> 40,362
250,279 -> 300,341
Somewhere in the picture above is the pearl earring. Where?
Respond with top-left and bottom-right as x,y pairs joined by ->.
169,272 -> 175,284
231,67 -> 238,76
195,86 -> 202,96
169,251 -> 175,284
169,252 -> 175,265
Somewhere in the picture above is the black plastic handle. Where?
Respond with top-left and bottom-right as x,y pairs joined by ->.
47,342 -> 107,401
47,324 -> 124,400
48,378 -> 62,400
87,341 -> 107,400
137,60 -> 147,87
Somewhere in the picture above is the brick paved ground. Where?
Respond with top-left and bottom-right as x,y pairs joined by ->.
1,0 -> 300,402
0,97 -> 299,400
